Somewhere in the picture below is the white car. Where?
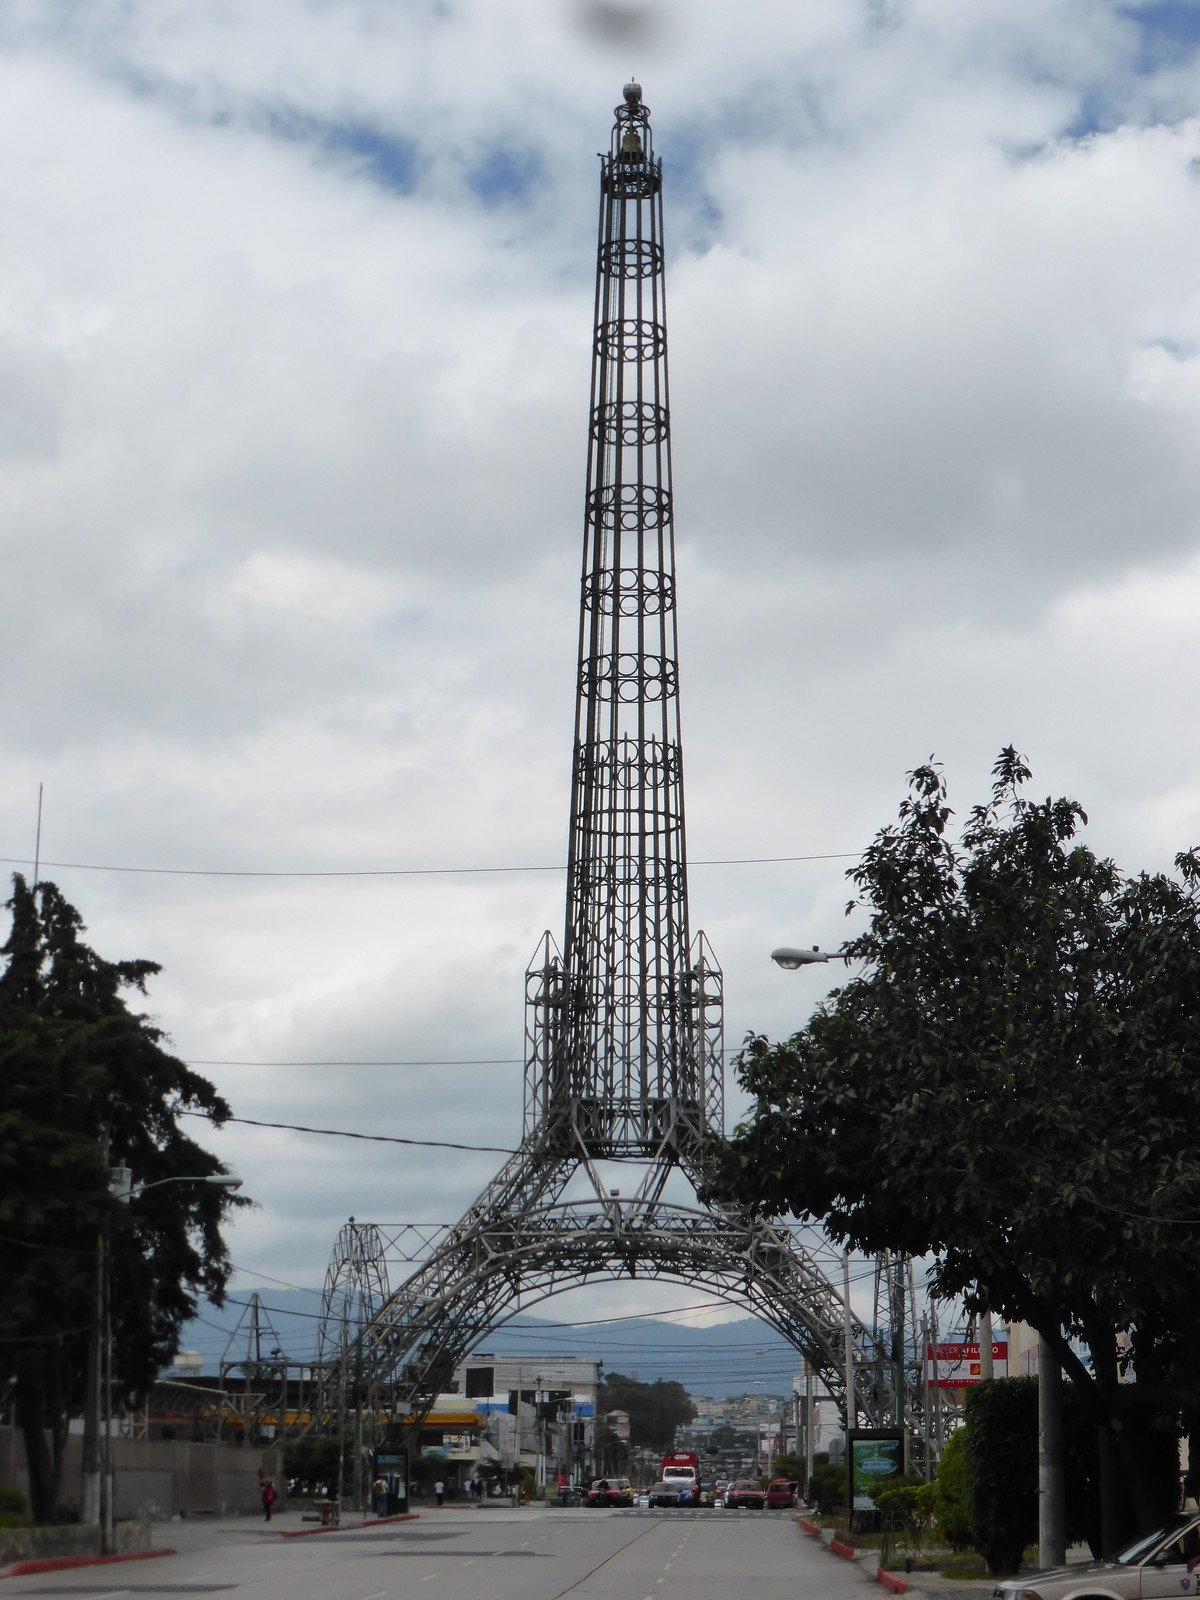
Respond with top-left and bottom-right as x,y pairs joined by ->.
991,1513 -> 1200,1600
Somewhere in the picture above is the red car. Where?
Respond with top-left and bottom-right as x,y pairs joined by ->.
724,1478 -> 767,1509
587,1476 -> 634,1506
766,1478 -> 798,1508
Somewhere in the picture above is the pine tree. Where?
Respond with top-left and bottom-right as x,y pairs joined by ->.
0,876 -> 243,1521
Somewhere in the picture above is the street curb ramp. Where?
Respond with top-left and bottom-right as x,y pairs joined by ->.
796,1519 -> 909,1596
2,1547 -> 176,1580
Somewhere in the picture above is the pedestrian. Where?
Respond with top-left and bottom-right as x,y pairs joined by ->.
435,1478 -> 445,1507
261,1477 -> 276,1522
372,1475 -> 388,1517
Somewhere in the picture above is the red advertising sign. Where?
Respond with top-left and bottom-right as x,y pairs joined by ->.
926,1341 -> 1008,1387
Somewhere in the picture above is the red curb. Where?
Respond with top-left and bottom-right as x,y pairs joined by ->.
876,1568 -> 908,1594
829,1538 -> 856,1560
3,1546 -> 175,1579
799,1518 -> 821,1536
279,1513 -> 420,1539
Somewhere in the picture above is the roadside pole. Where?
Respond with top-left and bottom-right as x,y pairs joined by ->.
1038,1337 -> 1065,1566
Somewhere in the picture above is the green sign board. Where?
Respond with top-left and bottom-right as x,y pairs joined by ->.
847,1430 -> 904,1512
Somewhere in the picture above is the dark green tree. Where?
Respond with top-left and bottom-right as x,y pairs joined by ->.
770,1449 -> 805,1483
0,876 -> 244,1522
596,1372 -> 695,1453
708,752 -> 1200,1546
933,1427 -> 973,1551
808,1453 -> 842,1513
963,1379 -> 1039,1575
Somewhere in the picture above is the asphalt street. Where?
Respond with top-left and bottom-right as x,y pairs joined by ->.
0,1506 -> 898,1600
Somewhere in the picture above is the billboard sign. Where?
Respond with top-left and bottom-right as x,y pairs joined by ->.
847,1430 -> 904,1512
927,1341 -> 1008,1387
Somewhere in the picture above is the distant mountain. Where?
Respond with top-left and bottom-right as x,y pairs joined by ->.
174,1288 -> 806,1400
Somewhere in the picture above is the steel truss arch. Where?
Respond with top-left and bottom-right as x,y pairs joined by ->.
352,1182 -> 898,1432
315,1218 -> 393,1496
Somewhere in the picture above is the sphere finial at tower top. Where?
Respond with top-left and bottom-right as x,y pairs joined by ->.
623,80 -> 642,107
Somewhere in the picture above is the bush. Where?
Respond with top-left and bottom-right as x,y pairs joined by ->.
0,1485 -> 29,1529
808,1458 -> 843,1514
964,1378 -> 1038,1576
873,1476 -> 936,1549
934,1429 -> 973,1551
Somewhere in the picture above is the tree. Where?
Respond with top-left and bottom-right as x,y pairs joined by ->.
962,1379 -> 1039,1575
934,1428 -> 973,1551
709,752 -> 1200,1545
0,876 -> 244,1522
596,1372 -> 695,1453
808,1453 -> 842,1513
770,1449 -> 806,1483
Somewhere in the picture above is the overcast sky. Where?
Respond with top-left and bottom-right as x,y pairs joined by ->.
5,0 -> 1200,1344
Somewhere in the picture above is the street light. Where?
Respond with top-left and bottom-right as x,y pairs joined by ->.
770,946 -> 851,969
109,1168 -> 243,1203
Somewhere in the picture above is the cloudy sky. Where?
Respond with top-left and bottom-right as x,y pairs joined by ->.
6,0 -> 1200,1350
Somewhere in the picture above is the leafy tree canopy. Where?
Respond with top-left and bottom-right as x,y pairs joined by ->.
709,752 -> 1200,1508
597,1371 -> 695,1453
0,876 -> 245,1520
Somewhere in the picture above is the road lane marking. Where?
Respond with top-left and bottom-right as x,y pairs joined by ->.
463,1558 -> 476,1565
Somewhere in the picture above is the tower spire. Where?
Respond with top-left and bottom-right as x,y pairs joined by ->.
523,84 -> 723,1156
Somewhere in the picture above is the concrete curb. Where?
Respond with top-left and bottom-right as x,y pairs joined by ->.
279,1513 -> 420,1540
792,1519 -> 909,1596
1,1547 -> 176,1580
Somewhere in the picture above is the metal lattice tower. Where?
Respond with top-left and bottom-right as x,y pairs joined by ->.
524,80 -> 722,1172
341,85 -> 909,1448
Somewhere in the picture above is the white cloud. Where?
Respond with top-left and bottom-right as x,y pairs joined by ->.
4,0 -> 1200,1343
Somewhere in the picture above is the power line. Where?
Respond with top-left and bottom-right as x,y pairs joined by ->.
0,848 -> 860,881
187,1057 -> 524,1068
179,1108 -> 516,1154
0,1232 -> 94,1256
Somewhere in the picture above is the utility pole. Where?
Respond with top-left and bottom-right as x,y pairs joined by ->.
805,1363 -> 815,1489
82,1132 -> 112,1542
1038,1337 -> 1065,1566
843,1250 -> 856,1435
81,1228 -> 103,1529
979,1310 -> 994,1380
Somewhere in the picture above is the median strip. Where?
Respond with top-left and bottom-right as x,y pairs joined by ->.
3,1547 -> 176,1579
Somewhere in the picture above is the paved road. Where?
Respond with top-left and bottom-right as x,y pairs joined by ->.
1,1506 -> 888,1600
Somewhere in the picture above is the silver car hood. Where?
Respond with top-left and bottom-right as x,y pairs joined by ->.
998,1558 -> 1125,1590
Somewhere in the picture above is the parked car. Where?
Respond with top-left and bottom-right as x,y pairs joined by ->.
647,1479 -> 686,1508
587,1476 -> 634,1507
766,1478 -> 798,1508
725,1478 -> 767,1509
991,1511 -> 1200,1600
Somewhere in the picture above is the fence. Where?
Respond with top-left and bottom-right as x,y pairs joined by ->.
0,1428 -> 281,1521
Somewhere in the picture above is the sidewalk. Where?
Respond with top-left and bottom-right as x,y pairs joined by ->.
1,1499 -> 551,1579
795,1513 -> 1005,1600
0,1507 -> 414,1580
